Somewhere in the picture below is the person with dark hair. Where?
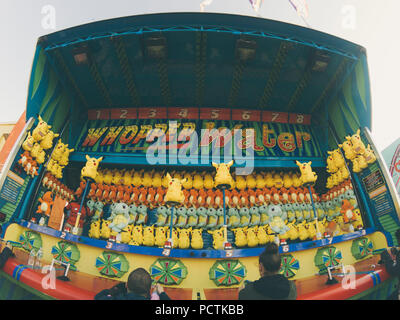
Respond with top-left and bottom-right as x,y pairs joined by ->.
95,267 -> 171,300
380,229 -> 400,299
238,243 -> 297,300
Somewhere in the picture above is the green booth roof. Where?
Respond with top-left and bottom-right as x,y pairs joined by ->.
27,12 -> 371,133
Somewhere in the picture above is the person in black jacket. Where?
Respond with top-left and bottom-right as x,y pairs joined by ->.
380,229 -> 400,300
238,243 -> 297,300
0,242 -> 14,269
95,267 -> 171,300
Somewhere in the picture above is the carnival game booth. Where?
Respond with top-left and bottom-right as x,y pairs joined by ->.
0,13 -> 399,300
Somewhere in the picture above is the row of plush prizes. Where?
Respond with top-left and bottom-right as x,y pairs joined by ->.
326,129 -> 376,189
19,116 -> 75,203
70,154 -> 363,249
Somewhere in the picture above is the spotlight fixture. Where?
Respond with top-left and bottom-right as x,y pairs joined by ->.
73,45 -> 89,65
311,50 -> 330,72
236,38 -> 257,61
145,36 -> 167,59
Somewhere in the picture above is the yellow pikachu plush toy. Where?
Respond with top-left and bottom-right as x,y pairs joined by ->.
32,115 -> 51,142
81,155 -> 103,180
164,173 -> 186,204
212,160 -> 234,188
296,161 -> 317,185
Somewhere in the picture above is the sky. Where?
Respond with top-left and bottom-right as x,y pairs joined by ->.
1,0 -> 399,152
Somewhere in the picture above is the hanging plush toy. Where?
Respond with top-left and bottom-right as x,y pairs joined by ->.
164,173 -> 186,204
362,145 -> 376,164
81,155 -> 103,181
58,146 -> 75,167
22,132 -> 36,152
338,140 -> 357,161
346,129 -> 366,155
40,130 -> 59,150
32,116 -> 51,142
212,160 -> 234,189
296,161 -> 318,185
36,191 -> 54,225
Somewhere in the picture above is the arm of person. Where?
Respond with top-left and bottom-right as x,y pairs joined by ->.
0,244 -> 14,270
94,282 -> 127,300
237,281 -> 253,300
154,284 -> 171,300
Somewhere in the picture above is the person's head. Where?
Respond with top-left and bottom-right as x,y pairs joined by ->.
126,268 -> 152,298
258,243 -> 281,276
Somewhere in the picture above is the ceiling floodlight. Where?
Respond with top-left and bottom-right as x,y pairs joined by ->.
236,38 -> 257,61
146,36 -> 167,59
73,45 -> 89,65
311,50 -> 330,72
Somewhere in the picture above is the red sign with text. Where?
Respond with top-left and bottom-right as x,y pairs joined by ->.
232,109 -> 261,122
289,113 -> 311,125
262,111 -> 288,123
110,108 -> 137,120
87,107 -> 311,125
88,109 -> 110,120
200,108 -> 231,120
138,107 -> 167,119
168,107 -> 199,120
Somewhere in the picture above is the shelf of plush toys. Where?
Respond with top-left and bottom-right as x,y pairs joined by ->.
44,164 -> 365,253
19,116 -> 77,226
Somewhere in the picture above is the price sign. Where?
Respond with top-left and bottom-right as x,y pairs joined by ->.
138,107 -> 167,119
200,108 -> 231,121
110,108 -> 137,120
289,113 -> 311,125
262,111 -> 288,123
88,109 -> 110,120
232,109 -> 261,122
168,107 -> 199,120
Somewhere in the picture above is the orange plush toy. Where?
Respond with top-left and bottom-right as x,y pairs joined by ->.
155,187 -> 165,205
138,187 -> 148,205
280,187 -> 290,204
198,189 -> 207,207
123,185 -> 133,204
36,191 -> 54,224
270,187 -> 281,205
231,190 -> 240,208
255,189 -> 265,205
108,185 -> 118,203
214,189 -> 223,208
239,190 -> 249,208
102,185 -> 110,202
288,187 -> 298,204
248,189 -> 257,206
95,183 -> 104,201
147,187 -> 157,208
206,189 -> 215,208
341,199 -> 356,223
75,181 -> 87,198
88,184 -> 97,199
263,188 -> 272,205
116,185 -> 125,202
188,189 -> 198,207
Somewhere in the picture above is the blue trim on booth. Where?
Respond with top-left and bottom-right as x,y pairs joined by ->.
40,13 -> 362,60
14,220 -> 376,259
352,173 -> 376,229
69,152 -> 326,168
